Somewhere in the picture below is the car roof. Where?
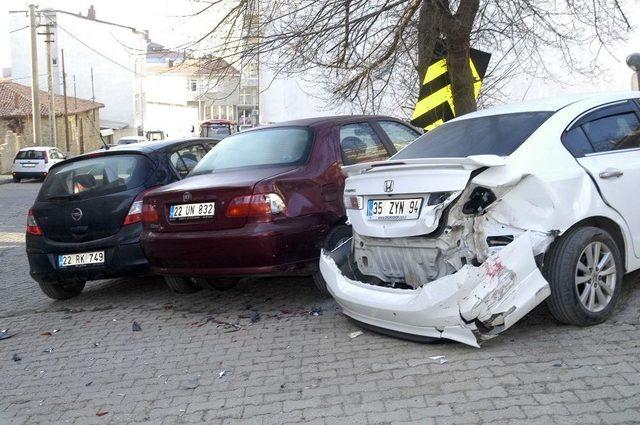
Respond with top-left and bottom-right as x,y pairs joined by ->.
455,92 -> 640,121
260,115 -> 405,129
97,137 -> 220,154
18,146 -> 56,151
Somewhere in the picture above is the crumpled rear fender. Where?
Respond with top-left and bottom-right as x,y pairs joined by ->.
320,231 -> 551,347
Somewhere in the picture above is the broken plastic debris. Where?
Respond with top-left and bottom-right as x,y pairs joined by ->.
85,381 -> 93,387
12,353 -> 21,362
0,329 -> 14,340
349,331 -> 363,339
132,321 -> 142,332
52,329 -> 60,333
429,355 -> 448,364
241,309 -> 260,324
218,370 -> 226,378
96,410 -> 108,417
41,332 -> 52,336
183,376 -> 199,389
43,346 -> 54,353
310,307 -> 322,316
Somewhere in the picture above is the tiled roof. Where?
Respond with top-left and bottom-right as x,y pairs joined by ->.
0,80 -> 103,118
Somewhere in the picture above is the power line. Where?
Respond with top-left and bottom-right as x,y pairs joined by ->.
9,25 -> 28,34
55,22 -> 143,77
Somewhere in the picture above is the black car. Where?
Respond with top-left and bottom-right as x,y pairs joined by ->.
26,138 -> 219,299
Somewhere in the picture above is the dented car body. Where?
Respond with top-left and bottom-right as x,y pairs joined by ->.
320,92 -> 640,347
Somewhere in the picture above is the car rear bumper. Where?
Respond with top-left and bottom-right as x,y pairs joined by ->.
319,232 -> 551,347
141,217 -> 328,277
12,171 -> 47,179
26,223 -> 149,282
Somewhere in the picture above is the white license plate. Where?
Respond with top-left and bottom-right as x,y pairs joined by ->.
367,198 -> 422,220
21,163 -> 36,168
58,251 -> 105,268
169,202 -> 215,220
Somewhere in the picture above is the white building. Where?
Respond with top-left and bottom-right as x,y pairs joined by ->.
9,6 -> 147,140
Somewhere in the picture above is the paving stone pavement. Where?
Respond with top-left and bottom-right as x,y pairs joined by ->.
1,181 -> 639,424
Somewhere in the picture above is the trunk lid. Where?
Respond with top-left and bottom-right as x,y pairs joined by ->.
344,156 -> 506,238
147,166 -> 297,232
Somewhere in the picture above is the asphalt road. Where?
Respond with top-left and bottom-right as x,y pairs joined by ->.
1,180 -> 640,424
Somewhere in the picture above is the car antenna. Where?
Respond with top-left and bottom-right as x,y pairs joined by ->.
84,110 -> 109,150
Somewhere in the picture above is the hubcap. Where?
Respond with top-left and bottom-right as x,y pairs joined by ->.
575,241 -> 616,313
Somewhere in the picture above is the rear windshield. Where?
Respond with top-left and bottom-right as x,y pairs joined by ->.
16,150 -> 45,160
191,127 -> 312,175
39,154 -> 153,200
392,111 -> 553,159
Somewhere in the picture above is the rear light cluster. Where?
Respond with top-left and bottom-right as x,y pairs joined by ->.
344,195 -> 363,210
124,187 -> 159,226
26,209 -> 43,236
226,193 -> 286,218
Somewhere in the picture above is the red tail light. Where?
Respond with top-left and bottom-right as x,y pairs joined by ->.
124,188 -> 159,226
27,209 -> 43,236
226,193 -> 286,220
43,151 -> 48,164
141,204 -> 160,224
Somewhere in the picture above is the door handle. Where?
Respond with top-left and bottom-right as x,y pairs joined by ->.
599,168 -> 624,179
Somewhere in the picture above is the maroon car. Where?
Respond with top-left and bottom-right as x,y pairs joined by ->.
140,116 -> 421,293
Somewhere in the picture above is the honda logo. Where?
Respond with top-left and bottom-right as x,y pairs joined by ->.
182,192 -> 192,202
71,208 -> 83,221
384,180 -> 394,193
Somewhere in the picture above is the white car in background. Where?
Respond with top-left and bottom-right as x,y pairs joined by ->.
320,92 -> 640,347
11,147 -> 66,182
117,136 -> 147,145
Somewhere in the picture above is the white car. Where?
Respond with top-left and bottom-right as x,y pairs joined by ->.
320,92 -> 640,347
11,147 -> 66,182
117,136 -> 147,145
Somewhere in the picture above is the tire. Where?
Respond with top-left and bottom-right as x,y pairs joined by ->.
312,225 -> 352,294
194,277 -> 239,291
544,226 -> 623,326
37,279 -> 85,300
164,276 -> 201,294
12,176 -> 20,183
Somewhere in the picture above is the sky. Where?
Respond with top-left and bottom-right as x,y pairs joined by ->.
0,0 -> 639,108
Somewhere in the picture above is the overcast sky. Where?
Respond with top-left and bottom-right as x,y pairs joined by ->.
1,0 -> 639,104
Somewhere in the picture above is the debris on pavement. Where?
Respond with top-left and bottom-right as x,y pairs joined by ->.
240,309 -> 261,324
96,410 -> 108,417
0,329 -> 14,340
40,332 -> 52,336
132,321 -> 142,332
12,353 -> 21,362
349,330 -> 363,339
43,346 -> 54,353
429,355 -> 448,364
218,370 -> 227,378
183,376 -> 199,389
85,381 -> 93,387
310,307 -> 322,316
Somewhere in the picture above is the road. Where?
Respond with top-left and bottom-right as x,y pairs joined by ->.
1,181 -> 639,424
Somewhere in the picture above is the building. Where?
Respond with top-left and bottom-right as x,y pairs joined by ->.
0,80 -> 103,173
144,58 -> 240,137
8,6 -> 147,140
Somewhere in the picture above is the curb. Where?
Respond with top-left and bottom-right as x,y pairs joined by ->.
0,177 -> 14,186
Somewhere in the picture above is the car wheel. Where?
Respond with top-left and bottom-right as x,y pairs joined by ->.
164,276 -> 201,294
194,277 -> 239,291
544,226 -> 622,326
312,225 -> 352,294
12,176 -> 20,183
37,279 -> 85,300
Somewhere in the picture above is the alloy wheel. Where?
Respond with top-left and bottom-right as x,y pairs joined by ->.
575,241 -> 616,313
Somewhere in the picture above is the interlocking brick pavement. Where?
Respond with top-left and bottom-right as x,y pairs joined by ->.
1,181 -> 639,424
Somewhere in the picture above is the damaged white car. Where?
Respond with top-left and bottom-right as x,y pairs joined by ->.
319,92 -> 640,347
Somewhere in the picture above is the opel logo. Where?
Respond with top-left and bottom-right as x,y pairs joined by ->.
384,180 -> 394,193
182,192 -> 192,202
71,208 -> 83,221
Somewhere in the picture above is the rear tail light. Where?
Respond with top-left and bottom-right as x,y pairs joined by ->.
344,195 -> 363,210
124,187 -> 159,226
141,204 -> 160,224
26,209 -> 43,236
226,193 -> 286,219
44,151 -> 48,164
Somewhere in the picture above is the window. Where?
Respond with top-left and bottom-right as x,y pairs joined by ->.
191,127 -> 312,175
187,79 -> 197,92
16,150 -> 45,160
39,155 -> 152,200
581,113 -> 640,153
49,149 -> 65,159
339,123 -> 390,165
562,127 -> 594,157
170,144 -> 208,178
377,121 -> 420,151
393,112 -> 553,160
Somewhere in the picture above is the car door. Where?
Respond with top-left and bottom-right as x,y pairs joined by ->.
570,100 -> 640,257
371,120 -> 422,153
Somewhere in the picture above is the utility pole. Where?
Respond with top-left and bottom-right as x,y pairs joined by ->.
73,75 -> 77,108
28,4 -> 42,146
39,14 -> 57,147
90,67 -> 95,102
61,49 -> 70,153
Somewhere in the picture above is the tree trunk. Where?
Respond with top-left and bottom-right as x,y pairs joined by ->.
446,35 -> 476,115
416,0 -> 442,83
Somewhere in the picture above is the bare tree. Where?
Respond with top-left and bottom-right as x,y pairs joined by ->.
184,0 -> 632,116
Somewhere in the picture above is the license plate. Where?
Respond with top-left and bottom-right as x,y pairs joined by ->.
169,202 -> 215,220
367,198 -> 422,220
22,163 -> 36,168
58,251 -> 105,268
